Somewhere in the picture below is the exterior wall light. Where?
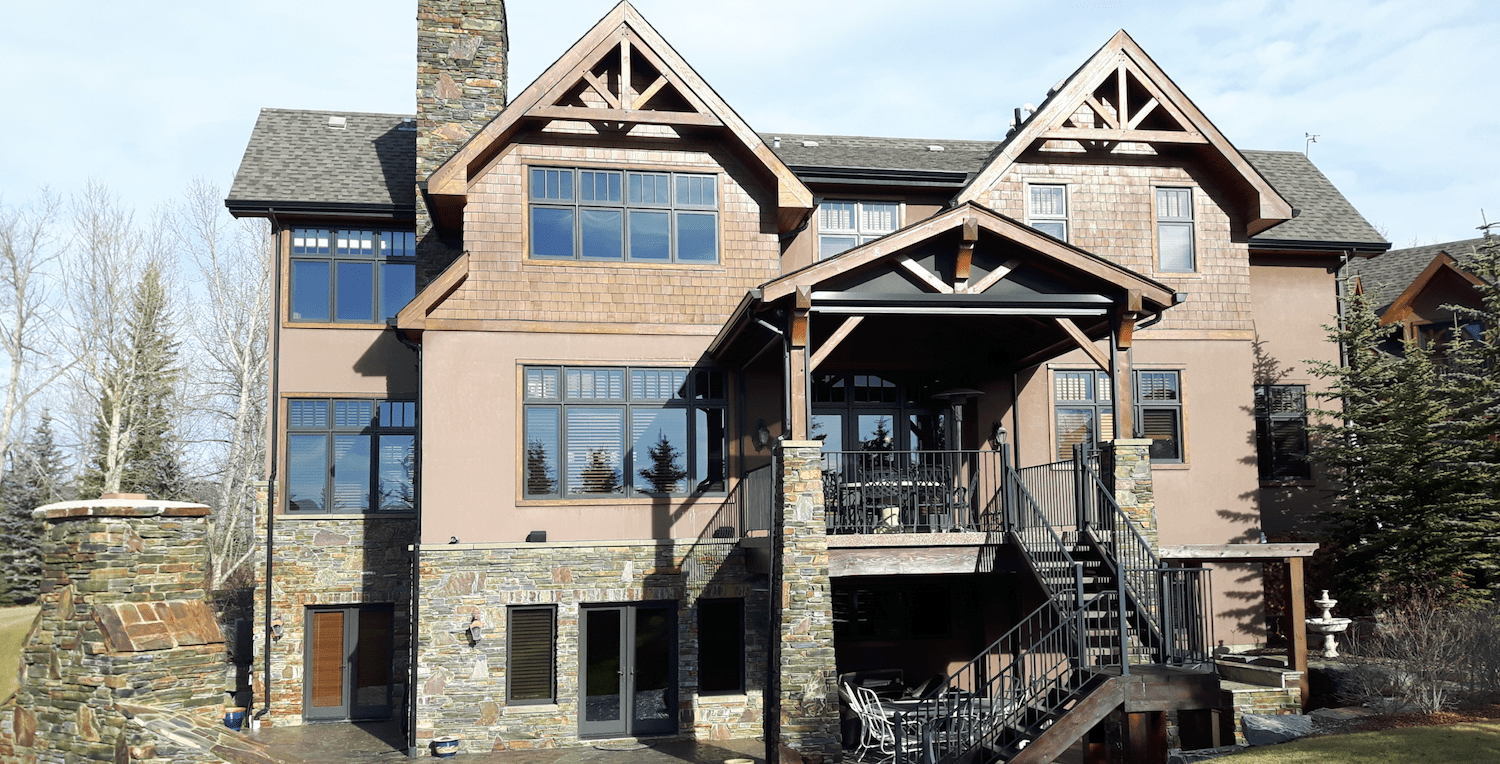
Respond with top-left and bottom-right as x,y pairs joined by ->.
754,421 -> 771,451
270,617 -> 284,640
467,614 -> 483,642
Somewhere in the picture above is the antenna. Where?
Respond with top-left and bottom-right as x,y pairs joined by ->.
1480,209 -> 1498,238
1304,132 -> 1320,157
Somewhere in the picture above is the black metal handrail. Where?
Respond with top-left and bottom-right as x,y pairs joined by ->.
821,450 -> 1004,534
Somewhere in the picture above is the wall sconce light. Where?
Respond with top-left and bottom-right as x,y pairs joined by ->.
270,617 -> 284,640
990,422 -> 1008,449
754,421 -> 771,451
467,614 -> 483,642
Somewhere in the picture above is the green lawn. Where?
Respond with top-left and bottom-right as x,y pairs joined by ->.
1224,722 -> 1500,763
0,605 -> 40,701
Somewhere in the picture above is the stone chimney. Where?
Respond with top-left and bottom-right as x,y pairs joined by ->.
416,0 -> 508,280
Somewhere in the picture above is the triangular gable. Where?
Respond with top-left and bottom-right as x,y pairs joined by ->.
396,252 -> 468,331
1379,252 -> 1488,325
761,202 -> 1175,311
426,1 -> 812,232
955,31 -> 1292,235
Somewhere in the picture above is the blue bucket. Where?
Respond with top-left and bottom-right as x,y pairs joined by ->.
224,709 -> 246,730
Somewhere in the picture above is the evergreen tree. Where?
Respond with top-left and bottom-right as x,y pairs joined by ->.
1307,291 -> 1476,608
525,440 -> 555,494
0,414 -> 66,605
578,449 -> 620,494
637,432 -> 687,494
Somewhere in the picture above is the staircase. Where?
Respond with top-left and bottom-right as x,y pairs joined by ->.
888,444 -> 1212,764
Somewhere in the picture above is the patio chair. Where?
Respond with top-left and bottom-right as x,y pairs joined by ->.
853,686 -> 923,764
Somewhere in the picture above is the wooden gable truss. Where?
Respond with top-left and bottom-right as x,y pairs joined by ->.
956,31 -> 1292,235
425,1 -> 813,232
1379,251 -> 1489,329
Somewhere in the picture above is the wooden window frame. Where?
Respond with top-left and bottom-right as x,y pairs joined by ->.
1050,369 -> 1185,464
507,605 -> 557,705
1025,183 -> 1069,242
1154,187 -> 1197,273
526,166 -> 720,264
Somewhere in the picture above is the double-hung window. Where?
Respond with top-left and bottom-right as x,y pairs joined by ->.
1254,384 -> 1310,479
1156,188 -> 1195,272
1028,184 -> 1068,241
529,167 -> 718,263
1053,370 -> 1184,462
290,229 -> 416,322
522,366 -> 727,497
817,201 -> 899,259
286,399 -> 416,513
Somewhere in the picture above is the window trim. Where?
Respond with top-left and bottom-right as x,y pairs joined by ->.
1025,183 -> 1069,242
1049,368 -> 1186,464
1154,186 -> 1197,274
507,605 -> 557,705
816,199 -> 902,260
1254,383 -> 1311,481
285,227 -> 417,325
526,166 -> 721,264
283,396 -> 416,515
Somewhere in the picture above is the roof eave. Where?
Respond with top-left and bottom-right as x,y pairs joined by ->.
1248,238 -> 1391,256
223,199 -> 415,221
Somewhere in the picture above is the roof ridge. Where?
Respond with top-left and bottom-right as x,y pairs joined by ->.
259,107 -> 416,119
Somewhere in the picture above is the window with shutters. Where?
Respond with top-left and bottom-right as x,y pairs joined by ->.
1255,384 -> 1310,480
528,167 -> 718,263
1052,370 -> 1184,463
285,399 -> 415,513
1156,188 -> 1196,272
817,200 -> 899,259
507,606 -> 556,704
698,599 -> 744,694
522,366 -> 727,498
1027,184 -> 1068,241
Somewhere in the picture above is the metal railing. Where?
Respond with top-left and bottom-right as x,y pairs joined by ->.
821,450 -> 1005,534
697,464 -> 775,540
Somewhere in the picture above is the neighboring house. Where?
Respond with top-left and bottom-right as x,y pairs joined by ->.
226,2 -> 1387,759
1348,236 -> 1492,358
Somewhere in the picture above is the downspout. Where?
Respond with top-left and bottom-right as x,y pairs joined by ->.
390,323 -> 423,758
1335,250 -> 1350,368
257,209 -> 283,723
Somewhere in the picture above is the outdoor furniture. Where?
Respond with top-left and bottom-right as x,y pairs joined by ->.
853,687 -> 923,764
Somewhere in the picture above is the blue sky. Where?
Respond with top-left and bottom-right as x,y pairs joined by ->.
1,0 -> 1495,247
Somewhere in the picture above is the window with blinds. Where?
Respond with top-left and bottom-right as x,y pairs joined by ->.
1255,384 -> 1310,479
1052,370 -> 1184,463
817,200 -> 899,259
507,606 -> 556,704
1137,371 -> 1183,462
1028,184 -> 1068,241
523,366 -> 727,498
286,398 -> 415,513
1156,188 -> 1195,272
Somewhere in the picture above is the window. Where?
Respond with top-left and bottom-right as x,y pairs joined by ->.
697,599 -> 743,694
1053,370 -> 1183,462
1255,385 -> 1310,480
818,200 -> 899,259
522,366 -> 727,497
528,167 -> 717,263
810,373 -> 946,452
1027,184 -> 1068,241
507,606 -> 556,704
286,399 -> 415,513
290,229 -> 416,322
1156,188 -> 1195,272
833,582 -> 952,640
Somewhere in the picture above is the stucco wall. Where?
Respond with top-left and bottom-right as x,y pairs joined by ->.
277,327 -> 418,396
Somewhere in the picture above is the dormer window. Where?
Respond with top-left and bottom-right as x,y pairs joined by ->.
528,167 -> 718,263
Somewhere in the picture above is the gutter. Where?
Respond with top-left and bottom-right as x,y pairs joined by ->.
225,199 -> 416,221
1248,238 -> 1391,255
257,209 -> 283,724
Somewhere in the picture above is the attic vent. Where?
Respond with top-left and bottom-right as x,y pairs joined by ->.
801,140 -> 819,148
398,118 -> 416,131
926,145 -> 945,152
327,116 -> 348,130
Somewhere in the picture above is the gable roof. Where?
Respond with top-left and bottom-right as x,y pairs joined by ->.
761,133 -> 1000,187
1348,236 -> 1491,313
226,108 -> 416,218
1242,150 -> 1388,251
425,1 -> 812,231
951,31 -> 1292,235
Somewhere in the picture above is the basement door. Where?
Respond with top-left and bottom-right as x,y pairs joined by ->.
304,605 -> 395,721
578,603 -> 677,738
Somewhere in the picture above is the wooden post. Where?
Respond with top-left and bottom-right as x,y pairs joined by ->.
1286,556 -> 1310,710
789,287 -> 811,440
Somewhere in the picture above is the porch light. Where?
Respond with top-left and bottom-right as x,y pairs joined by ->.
270,617 -> 284,640
754,421 -> 771,451
467,614 -> 483,642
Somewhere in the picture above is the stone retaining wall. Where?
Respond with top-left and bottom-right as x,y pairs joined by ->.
415,538 -> 766,753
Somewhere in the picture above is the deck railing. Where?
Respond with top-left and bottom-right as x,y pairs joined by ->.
819,449 -> 1006,535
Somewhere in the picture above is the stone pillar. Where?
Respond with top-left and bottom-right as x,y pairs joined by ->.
1108,439 -> 1158,555
766,441 -> 840,764
11,496 -> 224,762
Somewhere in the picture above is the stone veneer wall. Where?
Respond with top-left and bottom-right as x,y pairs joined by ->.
414,538 -> 766,753
5,499 -> 226,764
766,442 -> 840,764
251,505 -> 416,725
1109,439 -> 1158,555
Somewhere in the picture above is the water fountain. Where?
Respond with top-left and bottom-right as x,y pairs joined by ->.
1305,589 -> 1352,658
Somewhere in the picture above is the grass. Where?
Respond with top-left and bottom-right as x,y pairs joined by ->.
0,605 -> 40,701
1224,722 -> 1500,763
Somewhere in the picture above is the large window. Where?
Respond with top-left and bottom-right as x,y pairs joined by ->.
529,167 -> 717,263
507,606 -> 556,704
697,599 -> 744,694
522,366 -> 726,497
290,229 -> 416,322
1027,184 -> 1068,241
810,373 -> 946,452
817,200 -> 899,259
1053,370 -> 1183,462
1255,384 -> 1310,480
286,399 -> 415,513
1156,188 -> 1195,272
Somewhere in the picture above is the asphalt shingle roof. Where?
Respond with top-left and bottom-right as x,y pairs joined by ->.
761,132 -> 1001,176
227,108 -> 416,212
1240,150 -> 1387,247
1347,236 -> 1492,312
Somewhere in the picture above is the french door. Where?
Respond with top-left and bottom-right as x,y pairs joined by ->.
305,605 -> 395,721
579,603 -> 677,738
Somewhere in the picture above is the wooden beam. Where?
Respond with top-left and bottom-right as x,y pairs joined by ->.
1126,97 -> 1159,129
582,70 -> 620,109
965,257 -> 1022,295
810,316 -> 863,371
631,75 -> 669,110
955,217 -> 978,289
619,38 -> 632,108
1113,342 -> 1133,440
1084,94 -> 1120,129
1117,312 -> 1136,350
789,343 -> 809,440
1040,127 -> 1208,144
1056,317 -> 1110,372
897,255 -> 954,294
1288,557 -> 1310,711
1126,288 -> 1144,314
1117,61 -> 1128,126
526,105 -> 722,127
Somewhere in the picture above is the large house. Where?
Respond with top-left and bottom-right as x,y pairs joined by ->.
1348,236 -> 1493,358
226,2 -> 1388,760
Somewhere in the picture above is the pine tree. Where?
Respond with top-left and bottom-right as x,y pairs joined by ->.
637,432 -> 687,494
578,449 -> 620,494
525,440 -> 555,494
1307,291 -> 1477,609
0,414 -> 66,605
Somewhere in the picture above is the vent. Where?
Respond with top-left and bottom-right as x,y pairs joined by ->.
801,140 -> 819,148
327,116 -> 348,130
926,145 -> 945,152
398,118 -> 416,132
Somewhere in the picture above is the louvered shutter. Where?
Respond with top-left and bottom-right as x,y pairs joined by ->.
508,608 -> 556,703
